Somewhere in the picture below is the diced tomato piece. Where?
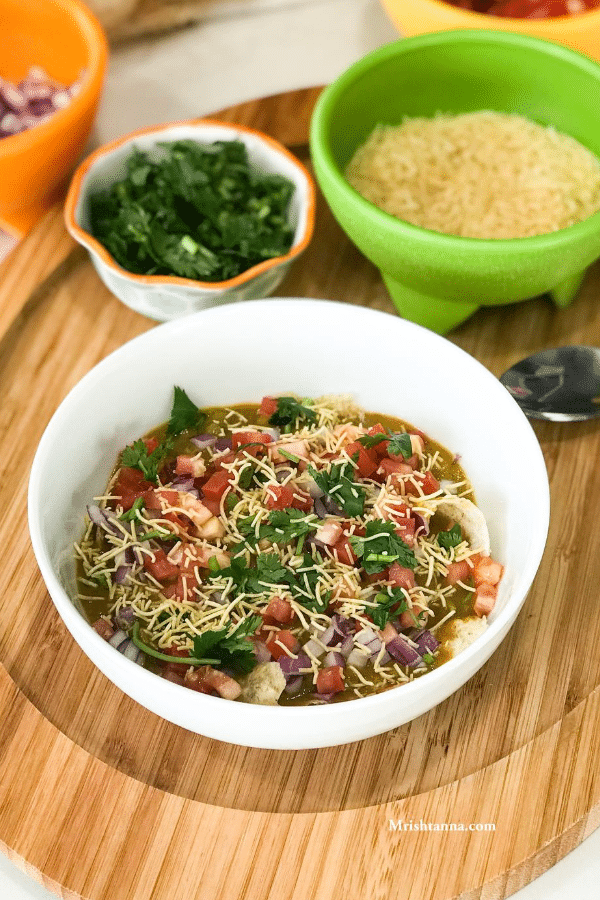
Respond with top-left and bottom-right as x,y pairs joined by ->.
114,466 -> 153,510
331,535 -> 357,566
202,468 -> 233,501
316,666 -> 345,695
143,548 -> 179,582
143,436 -> 159,453
202,497 -> 223,517
381,621 -> 398,644
395,517 -> 416,546
266,630 -> 300,660
405,471 -> 440,496
315,521 -> 343,546
143,490 -> 161,510
399,604 -> 429,629
162,571 -> 197,602
290,489 -> 313,512
264,484 -> 312,512
232,431 -> 272,450
388,562 -> 416,590
366,424 -> 390,459
265,484 -> 294,509
345,441 -> 378,478
379,457 -> 414,479
445,560 -> 472,585
163,644 -> 194,677
472,555 -> 504,587
175,455 -> 205,477
185,666 -> 242,700
474,584 -> 498,617
263,597 -> 295,626
259,396 -> 279,417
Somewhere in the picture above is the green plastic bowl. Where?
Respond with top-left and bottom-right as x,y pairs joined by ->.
310,30 -> 600,333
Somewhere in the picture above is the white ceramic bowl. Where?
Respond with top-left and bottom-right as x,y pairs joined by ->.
64,120 -> 316,321
28,299 -> 549,749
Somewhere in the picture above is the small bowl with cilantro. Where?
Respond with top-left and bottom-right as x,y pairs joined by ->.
28,298 -> 549,749
64,119 -> 316,321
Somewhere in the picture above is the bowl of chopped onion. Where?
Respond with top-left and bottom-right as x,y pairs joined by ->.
64,120 -> 316,321
310,30 -> 600,333
28,298 -> 550,749
0,0 -> 108,236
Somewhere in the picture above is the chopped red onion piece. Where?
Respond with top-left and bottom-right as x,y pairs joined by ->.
115,564 -> 133,584
347,648 -> 369,669
412,511 -> 429,537
279,653 -> 311,677
339,634 -> 354,657
284,676 -> 304,696
386,636 -> 422,668
0,67 -> 82,141
254,641 -> 271,663
307,477 -> 324,500
319,624 -> 336,646
302,638 -> 326,659
214,437 -> 232,452
412,630 -> 440,656
108,629 -> 129,652
190,434 -> 217,449
323,650 -> 345,668
332,614 -> 354,639
114,606 -> 136,629
314,497 -> 328,519
122,641 -> 142,664
171,477 -> 197,493
263,428 -> 280,441
311,692 -> 335,703
87,504 -> 122,536
322,495 -> 344,516
355,627 -> 379,647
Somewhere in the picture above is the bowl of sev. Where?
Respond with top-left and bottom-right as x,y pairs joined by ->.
310,30 -> 600,333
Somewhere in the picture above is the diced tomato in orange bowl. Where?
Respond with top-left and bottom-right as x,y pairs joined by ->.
28,299 -> 549,749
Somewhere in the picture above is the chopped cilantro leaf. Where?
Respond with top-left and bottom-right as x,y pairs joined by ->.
371,589 -> 408,630
422,652 -> 435,665
359,430 -> 413,458
191,615 -> 262,674
237,509 -> 319,548
308,463 -> 365,517
119,497 -> 145,521
350,521 -> 417,574
89,140 -> 295,282
268,396 -> 317,432
437,524 -> 463,549
121,438 -> 172,484
167,385 -> 207,436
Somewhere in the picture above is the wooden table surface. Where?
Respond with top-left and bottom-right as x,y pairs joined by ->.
1,87 -> 600,900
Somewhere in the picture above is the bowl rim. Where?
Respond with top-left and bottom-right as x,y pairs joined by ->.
64,118 -> 317,292
27,298 -> 551,736
0,0 -> 108,156
309,29 -> 600,252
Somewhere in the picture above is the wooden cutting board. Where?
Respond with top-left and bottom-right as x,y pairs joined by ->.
2,87 -> 600,900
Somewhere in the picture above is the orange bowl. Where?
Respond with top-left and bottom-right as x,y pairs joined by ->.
0,0 -> 108,237
379,0 -> 600,63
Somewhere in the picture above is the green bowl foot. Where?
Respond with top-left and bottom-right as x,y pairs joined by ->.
549,268 -> 588,309
382,274 -> 479,334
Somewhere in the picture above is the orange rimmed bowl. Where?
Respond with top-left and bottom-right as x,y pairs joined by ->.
379,0 -> 600,62
64,119 -> 317,321
0,0 -> 108,237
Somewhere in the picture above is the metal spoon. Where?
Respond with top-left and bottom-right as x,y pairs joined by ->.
500,346 -> 600,422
